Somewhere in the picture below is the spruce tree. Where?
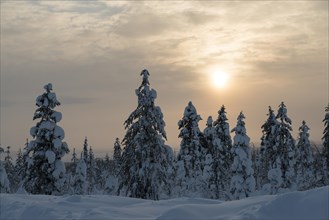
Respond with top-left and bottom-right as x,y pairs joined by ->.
4,146 -> 16,192
103,153 -> 112,175
268,102 -> 296,192
230,112 -> 255,200
203,115 -> 230,199
73,153 -> 87,195
24,83 -> 69,195
0,163 -> 10,193
296,121 -> 315,190
251,144 -> 261,190
322,104 -> 329,178
70,148 -> 78,176
14,148 -> 26,190
259,106 -> 278,189
113,138 -> 122,176
176,101 -> 207,197
71,148 -> 78,165
203,116 -> 215,198
118,69 -> 173,200
83,137 -> 89,164
87,146 -> 96,194
213,105 -> 233,192
0,146 -> 10,193
312,143 -> 328,187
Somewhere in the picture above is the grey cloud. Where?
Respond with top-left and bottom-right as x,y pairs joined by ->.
183,11 -> 218,25
115,13 -> 176,38
1,0 -> 327,152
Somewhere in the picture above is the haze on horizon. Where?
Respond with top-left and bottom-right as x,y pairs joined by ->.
1,1 -> 328,157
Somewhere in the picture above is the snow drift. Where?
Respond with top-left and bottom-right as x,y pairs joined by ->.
1,186 -> 328,220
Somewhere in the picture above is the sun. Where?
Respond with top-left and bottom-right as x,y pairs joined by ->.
211,70 -> 229,89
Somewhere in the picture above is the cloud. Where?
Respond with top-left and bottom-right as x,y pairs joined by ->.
1,0 -> 327,152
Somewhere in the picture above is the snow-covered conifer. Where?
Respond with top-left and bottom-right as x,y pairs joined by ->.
87,146 -> 96,194
83,137 -> 89,164
203,115 -> 229,199
118,69 -> 173,200
24,83 -> 69,195
251,144 -> 261,190
72,148 -> 78,165
213,105 -> 233,192
73,153 -> 87,195
230,112 -> 255,200
176,101 -> 207,197
269,102 -> 296,192
322,104 -> 329,179
0,163 -> 10,193
312,143 -> 328,186
204,116 -> 214,143
69,148 -> 78,176
4,146 -> 16,192
113,138 -> 122,176
213,106 -> 233,156
203,116 -> 216,198
296,121 -> 315,190
14,148 -> 26,191
259,106 -> 278,189
104,153 -> 112,173
113,138 -> 122,162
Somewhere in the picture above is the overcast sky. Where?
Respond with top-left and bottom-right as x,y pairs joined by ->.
1,1 -> 328,157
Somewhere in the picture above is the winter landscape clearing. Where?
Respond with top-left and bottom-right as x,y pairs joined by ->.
1,186 -> 328,220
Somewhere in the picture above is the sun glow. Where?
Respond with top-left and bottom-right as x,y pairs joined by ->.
211,70 -> 230,89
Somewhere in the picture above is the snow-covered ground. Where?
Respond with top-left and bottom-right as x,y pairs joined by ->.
1,186 -> 328,220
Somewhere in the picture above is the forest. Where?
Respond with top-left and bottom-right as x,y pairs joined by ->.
1,69 -> 328,201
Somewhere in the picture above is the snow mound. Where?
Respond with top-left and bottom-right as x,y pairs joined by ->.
256,187 -> 329,220
0,186 -> 328,220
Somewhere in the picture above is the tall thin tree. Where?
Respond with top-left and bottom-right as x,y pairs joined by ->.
118,69 -> 173,200
230,112 -> 255,200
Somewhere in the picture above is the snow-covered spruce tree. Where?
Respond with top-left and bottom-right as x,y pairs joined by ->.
312,143 -> 328,187
104,138 -> 122,194
4,146 -> 17,192
269,102 -> 296,192
251,144 -> 261,190
230,112 -> 255,200
103,153 -> 113,176
83,137 -> 89,164
322,104 -> 329,183
258,106 -> 278,190
118,69 -> 173,200
73,153 -> 87,195
70,148 -> 78,176
213,105 -> 233,192
15,148 -> 25,184
24,83 -> 69,195
102,151 -> 116,194
175,101 -> 207,197
203,116 -> 230,199
87,146 -> 96,194
203,116 -> 216,198
295,121 -> 315,190
0,163 -> 10,193
113,138 -> 122,176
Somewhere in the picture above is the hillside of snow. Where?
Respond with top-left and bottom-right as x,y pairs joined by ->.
1,186 -> 328,220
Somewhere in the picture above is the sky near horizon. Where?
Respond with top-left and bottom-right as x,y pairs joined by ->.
1,1 -> 328,157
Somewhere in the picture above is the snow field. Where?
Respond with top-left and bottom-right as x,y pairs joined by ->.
1,186 -> 328,220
